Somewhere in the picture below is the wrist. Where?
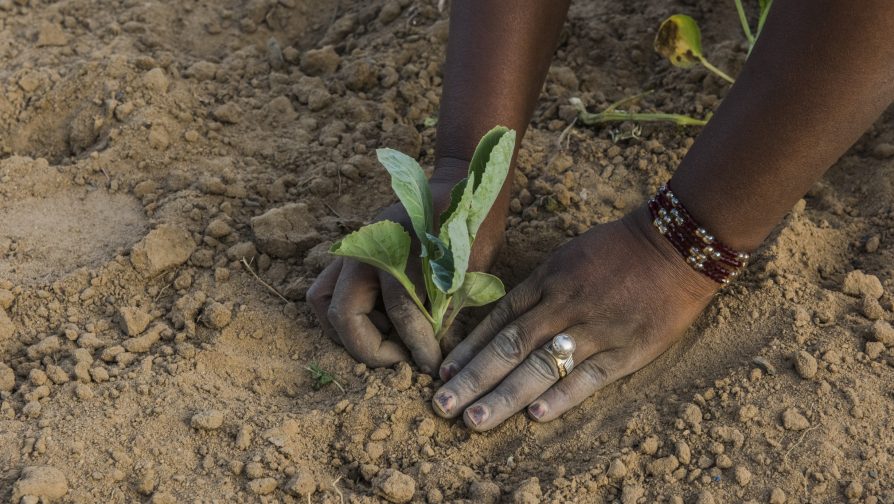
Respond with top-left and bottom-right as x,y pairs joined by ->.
430,157 -> 471,186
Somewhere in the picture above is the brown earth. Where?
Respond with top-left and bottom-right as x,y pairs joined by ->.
1,0 -> 894,503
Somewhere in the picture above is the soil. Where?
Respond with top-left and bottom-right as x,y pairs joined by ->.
2,0 -> 894,503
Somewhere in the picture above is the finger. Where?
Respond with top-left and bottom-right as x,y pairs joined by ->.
432,304 -> 566,419
437,319 -> 465,358
438,278 -> 541,381
369,310 -> 392,334
306,258 -> 344,344
328,261 -> 409,367
462,327 -> 604,431
527,349 -> 629,423
380,272 -> 442,376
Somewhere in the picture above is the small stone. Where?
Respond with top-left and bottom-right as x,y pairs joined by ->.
782,407 -> 810,431
714,454 -> 733,469
212,102 -> 243,124
647,455 -> 680,476
679,403 -> 703,427
244,462 -> 265,479
75,383 -> 94,400
769,487 -> 786,504
734,465 -> 752,486
251,203 -> 320,258
842,270 -> 884,299
865,234 -> 881,253
118,307 -> 152,336
191,409 -> 224,430
284,471 -> 316,497
226,242 -> 258,262
640,435 -> 659,455
860,297 -> 885,320
607,458 -> 628,479
235,424 -> 253,450
131,225 -> 197,277
845,480 -> 863,499
22,400 -> 42,418
0,362 -> 15,392
793,351 -> 818,379
143,68 -> 169,95
675,441 -> 691,465
202,301 -> 232,329
36,21 -> 68,47
865,341 -> 885,359
869,320 -> 894,346
300,45 -> 341,76
511,477 -> 542,504
29,369 -> 48,386
373,469 -> 416,503
385,361 -> 413,391
205,219 -> 232,238
11,466 -> 68,502
752,356 -> 776,375
89,367 -> 110,383
469,480 -> 501,504
248,477 -> 278,495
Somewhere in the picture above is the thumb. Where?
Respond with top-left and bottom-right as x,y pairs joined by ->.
380,272 -> 443,376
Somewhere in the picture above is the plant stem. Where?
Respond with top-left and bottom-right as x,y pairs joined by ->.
734,0 -> 755,46
697,57 -> 736,84
436,303 -> 464,340
578,110 -> 709,127
399,279 -> 437,326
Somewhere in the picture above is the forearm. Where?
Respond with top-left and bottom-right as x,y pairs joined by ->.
671,0 -> 894,251
432,0 -> 570,184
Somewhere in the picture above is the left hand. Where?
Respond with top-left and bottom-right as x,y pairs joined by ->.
431,205 -> 722,431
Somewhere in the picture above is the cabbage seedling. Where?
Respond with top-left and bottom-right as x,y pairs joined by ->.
655,14 -> 735,84
330,127 -> 513,339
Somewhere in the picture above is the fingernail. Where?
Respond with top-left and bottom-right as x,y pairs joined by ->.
466,404 -> 489,426
433,391 -> 455,414
440,362 -> 458,381
528,401 -> 548,420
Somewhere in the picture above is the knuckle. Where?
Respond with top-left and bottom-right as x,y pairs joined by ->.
454,367 -> 482,395
491,326 -> 528,364
528,351 -> 560,382
326,304 -> 344,328
579,360 -> 610,385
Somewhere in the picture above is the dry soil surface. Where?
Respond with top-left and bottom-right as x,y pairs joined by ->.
1,0 -> 894,503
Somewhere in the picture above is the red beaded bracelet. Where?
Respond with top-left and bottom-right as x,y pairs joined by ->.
648,184 -> 749,285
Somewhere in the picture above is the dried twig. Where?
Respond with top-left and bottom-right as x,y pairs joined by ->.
783,423 -> 821,463
240,257 -> 289,303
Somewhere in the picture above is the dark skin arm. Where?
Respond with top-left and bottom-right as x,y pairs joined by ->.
432,0 -> 894,431
307,0 -> 570,374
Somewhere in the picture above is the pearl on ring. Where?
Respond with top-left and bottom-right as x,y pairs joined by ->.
551,333 -> 576,359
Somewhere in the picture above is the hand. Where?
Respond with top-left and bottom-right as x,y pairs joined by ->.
307,161 -> 507,375
431,205 -> 721,430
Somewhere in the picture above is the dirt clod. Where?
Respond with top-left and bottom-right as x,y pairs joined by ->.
191,409 -> 224,430
781,408 -> 810,431
131,225 -> 197,277
11,466 -> 68,502
373,469 -> 416,503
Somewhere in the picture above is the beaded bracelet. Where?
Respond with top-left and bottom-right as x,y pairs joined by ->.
647,184 -> 749,285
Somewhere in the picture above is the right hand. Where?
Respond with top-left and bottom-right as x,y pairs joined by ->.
306,169 -> 507,375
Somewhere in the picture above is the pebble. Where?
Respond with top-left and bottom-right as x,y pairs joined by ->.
640,435 -> 659,455
469,480 -> 501,504
793,351 -> 818,379
845,480 -> 863,499
247,477 -> 278,495
300,45 -> 341,76
860,297 -> 885,320
0,362 -> 15,391
869,320 -> 894,346
11,466 -> 68,502
647,455 -> 680,476
511,477 -> 542,504
284,470 -> 316,497
842,270 -> 884,300
679,403 -> 703,427
235,424 -> 253,450
769,487 -> 786,504
142,68 -> 169,95
373,469 -> 415,503
212,102 -> 243,124
734,465 -> 752,486
36,21 -> 68,47
123,323 -> 166,353
202,301 -> 232,329
865,341 -> 885,359
205,219 -> 232,238
782,407 -> 810,431
752,356 -> 776,375
191,409 -> 224,430
131,225 -> 197,277
75,383 -> 94,400
118,306 -> 152,336
250,203 -> 320,258
607,458 -> 628,479
675,440 -> 691,465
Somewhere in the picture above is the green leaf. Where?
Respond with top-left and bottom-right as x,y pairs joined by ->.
376,148 -> 434,244
435,173 -> 476,293
426,233 -> 454,292
453,272 -> 505,308
654,14 -> 704,68
757,0 -> 772,34
330,220 -> 416,294
467,128 -> 515,238
468,126 -> 510,191
441,214 -> 471,294
439,177 -> 468,225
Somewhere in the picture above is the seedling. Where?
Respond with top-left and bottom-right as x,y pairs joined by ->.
306,362 -> 344,392
330,127 -> 512,339
569,94 -> 709,128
